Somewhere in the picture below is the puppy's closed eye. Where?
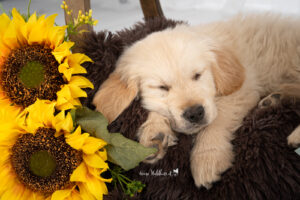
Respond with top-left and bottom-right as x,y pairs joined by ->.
192,73 -> 201,81
159,85 -> 170,91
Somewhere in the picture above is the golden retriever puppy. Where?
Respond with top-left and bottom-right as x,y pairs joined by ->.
93,14 -> 300,189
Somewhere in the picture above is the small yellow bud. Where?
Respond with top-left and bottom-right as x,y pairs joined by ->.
62,1 -> 66,5
64,5 -> 68,9
67,11 -> 71,15
60,4 -> 64,9
85,16 -> 89,20
93,20 -> 98,25
78,10 -> 82,15
89,9 -> 92,15
80,18 -> 83,22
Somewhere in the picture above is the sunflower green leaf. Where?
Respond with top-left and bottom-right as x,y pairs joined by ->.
74,107 -> 157,171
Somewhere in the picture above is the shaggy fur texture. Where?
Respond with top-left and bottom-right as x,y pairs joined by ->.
78,18 -> 300,200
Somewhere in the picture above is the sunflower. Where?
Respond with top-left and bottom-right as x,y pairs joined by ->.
0,8 -> 93,111
0,99 -> 111,200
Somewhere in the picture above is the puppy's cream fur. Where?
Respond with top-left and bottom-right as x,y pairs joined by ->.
93,14 -> 300,188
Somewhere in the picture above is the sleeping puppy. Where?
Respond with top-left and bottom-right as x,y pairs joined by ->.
93,14 -> 300,189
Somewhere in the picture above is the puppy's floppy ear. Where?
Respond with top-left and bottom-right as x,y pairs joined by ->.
211,47 -> 245,96
92,72 -> 138,123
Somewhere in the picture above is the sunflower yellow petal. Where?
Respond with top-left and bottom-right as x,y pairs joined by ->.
56,85 -> 72,105
56,101 -> 79,111
68,63 -> 87,75
3,21 -> 19,49
83,176 -> 107,199
52,41 -> 74,63
51,186 -> 75,200
68,53 -> 93,64
28,22 -> 47,45
21,12 -> 37,39
55,112 -> 73,133
0,13 -> 11,33
70,162 -> 88,182
97,149 -> 108,161
28,12 -> 37,23
32,192 -> 45,200
67,53 -> 91,74
83,153 -> 108,169
0,42 -> 10,58
56,86 -> 82,110
0,163 -> 14,195
82,137 -> 107,155
69,76 -> 94,89
71,64 -> 87,75
87,167 -> 112,183
67,97 -> 82,107
36,14 -> 46,24
66,190 -> 82,200
0,131 -> 18,147
24,99 -> 56,128
1,180 -> 28,200
0,148 -> 10,163
11,8 -> 26,44
11,8 -> 25,24
78,183 -> 95,200
58,60 -> 73,81
44,14 -> 57,29
47,25 -> 67,49
69,85 -> 87,98
65,126 -> 89,150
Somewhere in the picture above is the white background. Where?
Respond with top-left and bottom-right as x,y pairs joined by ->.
1,0 -> 300,32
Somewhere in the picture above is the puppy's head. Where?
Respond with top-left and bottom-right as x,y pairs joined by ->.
93,26 -> 245,133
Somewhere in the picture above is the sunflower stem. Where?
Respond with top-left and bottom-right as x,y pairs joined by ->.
27,0 -> 32,20
0,3 -> 6,14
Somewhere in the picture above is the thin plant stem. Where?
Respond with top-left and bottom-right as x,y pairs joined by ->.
0,3 -> 6,14
27,0 -> 32,19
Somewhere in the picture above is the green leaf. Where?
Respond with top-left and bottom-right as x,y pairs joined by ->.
69,109 -> 76,127
75,107 -> 157,171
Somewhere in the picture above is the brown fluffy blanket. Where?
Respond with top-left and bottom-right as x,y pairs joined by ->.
78,18 -> 300,200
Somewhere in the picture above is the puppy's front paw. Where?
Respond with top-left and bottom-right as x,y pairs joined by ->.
191,148 -> 233,189
288,125 -> 300,147
258,93 -> 281,108
138,121 -> 177,164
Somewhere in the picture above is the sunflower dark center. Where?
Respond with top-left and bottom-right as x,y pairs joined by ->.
29,150 -> 56,178
19,61 -> 45,88
10,127 -> 82,194
1,45 -> 66,107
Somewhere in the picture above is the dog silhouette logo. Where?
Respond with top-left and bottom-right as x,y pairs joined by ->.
173,168 -> 179,175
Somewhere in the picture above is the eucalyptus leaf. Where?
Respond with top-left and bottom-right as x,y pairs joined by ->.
75,107 -> 157,170
296,147 -> 300,156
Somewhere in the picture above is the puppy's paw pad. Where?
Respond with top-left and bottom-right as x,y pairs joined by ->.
258,93 -> 281,108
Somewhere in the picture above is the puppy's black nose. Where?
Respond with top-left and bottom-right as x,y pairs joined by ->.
183,105 -> 205,124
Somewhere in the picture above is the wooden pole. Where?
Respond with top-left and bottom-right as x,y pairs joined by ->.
64,0 -> 93,52
139,0 -> 164,20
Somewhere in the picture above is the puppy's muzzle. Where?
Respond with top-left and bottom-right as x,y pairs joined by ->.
182,104 -> 205,124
